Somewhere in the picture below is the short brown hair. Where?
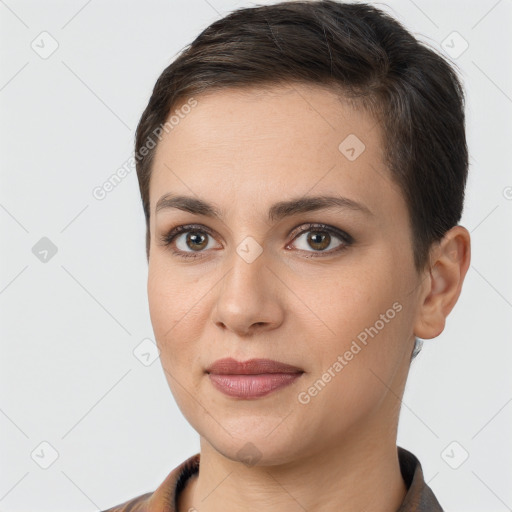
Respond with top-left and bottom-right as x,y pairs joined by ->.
135,0 -> 468,271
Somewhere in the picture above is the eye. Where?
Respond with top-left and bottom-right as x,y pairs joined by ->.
287,223 -> 352,257
160,222 -> 353,260
160,224 -> 221,259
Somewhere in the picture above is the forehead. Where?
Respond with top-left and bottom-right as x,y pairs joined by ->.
149,83 -> 402,221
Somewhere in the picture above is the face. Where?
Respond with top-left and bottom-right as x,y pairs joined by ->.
147,83 -> 424,465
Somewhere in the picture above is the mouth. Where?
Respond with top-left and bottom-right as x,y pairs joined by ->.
205,358 -> 304,399
205,357 -> 304,375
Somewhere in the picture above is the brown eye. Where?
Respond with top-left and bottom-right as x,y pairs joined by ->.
161,222 -> 352,260
289,223 -> 352,256
306,231 -> 331,251
184,231 -> 209,251
160,224 -> 221,259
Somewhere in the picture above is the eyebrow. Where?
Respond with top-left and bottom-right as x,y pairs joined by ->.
155,193 -> 373,222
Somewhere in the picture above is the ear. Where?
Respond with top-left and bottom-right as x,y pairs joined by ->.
413,225 -> 471,339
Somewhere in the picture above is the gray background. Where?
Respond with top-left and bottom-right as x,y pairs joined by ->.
1,0 -> 511,510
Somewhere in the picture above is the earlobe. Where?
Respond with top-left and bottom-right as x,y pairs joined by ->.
413,226 -> 471,340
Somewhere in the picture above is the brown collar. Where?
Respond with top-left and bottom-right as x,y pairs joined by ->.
396,447 -> 444,511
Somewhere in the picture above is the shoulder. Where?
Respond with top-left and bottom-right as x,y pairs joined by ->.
99,453 -> 201,512
397,446 -> 444,512
100,490 -> 153,511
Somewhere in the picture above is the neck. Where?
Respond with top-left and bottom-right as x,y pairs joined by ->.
178,420 -> 407,512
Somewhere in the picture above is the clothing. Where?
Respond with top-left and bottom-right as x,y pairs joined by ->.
101,446 -> 443,511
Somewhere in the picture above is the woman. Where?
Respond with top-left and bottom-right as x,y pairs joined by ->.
103,1 -> 470,510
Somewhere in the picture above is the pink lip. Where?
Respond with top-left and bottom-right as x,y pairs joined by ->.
208,373 -> 303,399
206,357 -> 303,375
206,358 -> 304,399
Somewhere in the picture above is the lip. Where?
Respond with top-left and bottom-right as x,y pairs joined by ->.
206,358 -> 304,399
206,357 -> 304,375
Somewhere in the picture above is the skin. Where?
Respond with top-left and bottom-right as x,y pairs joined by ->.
146,83 -> 471,512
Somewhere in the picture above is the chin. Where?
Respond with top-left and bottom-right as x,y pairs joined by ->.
199,420 -> 304,466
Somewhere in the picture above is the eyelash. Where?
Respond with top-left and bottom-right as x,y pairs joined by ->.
159,223 -> 353,260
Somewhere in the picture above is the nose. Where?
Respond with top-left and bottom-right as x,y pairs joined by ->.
212,241 -> 285,337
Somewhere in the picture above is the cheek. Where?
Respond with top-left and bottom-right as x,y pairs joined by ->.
312,264 -> 392,337
308,259 -> 411,386
147,270 -> 203,417
147,259 -> 200,368
297,308 -> 409,443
